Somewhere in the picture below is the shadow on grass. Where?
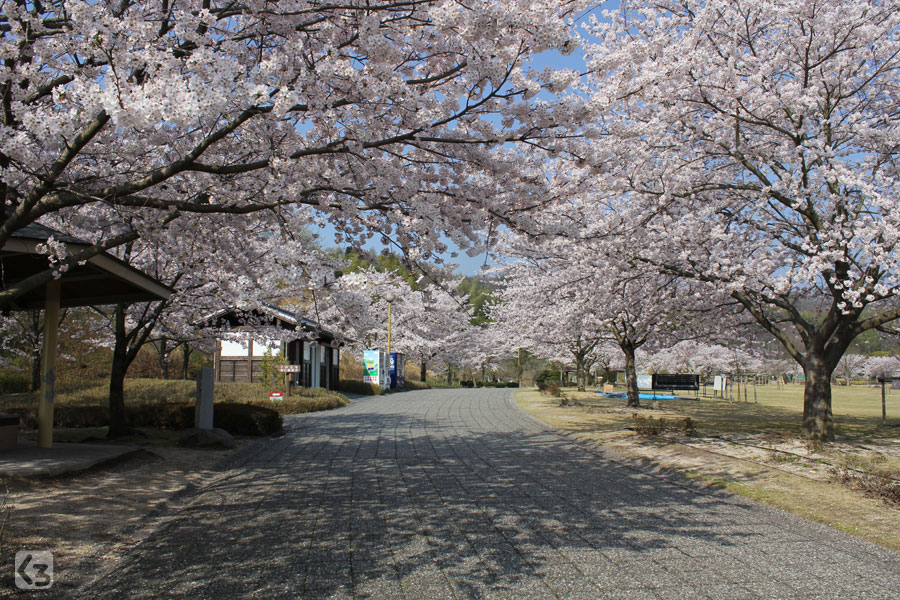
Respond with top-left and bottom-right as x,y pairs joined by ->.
567,390 -> 900,441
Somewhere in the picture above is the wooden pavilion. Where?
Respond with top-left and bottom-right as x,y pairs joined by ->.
1,223 -> 171,448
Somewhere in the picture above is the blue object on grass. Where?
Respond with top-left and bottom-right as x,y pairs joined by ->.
595,392 -> 696,401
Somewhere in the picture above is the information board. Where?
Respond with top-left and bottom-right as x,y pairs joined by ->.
363,350 -> 381,384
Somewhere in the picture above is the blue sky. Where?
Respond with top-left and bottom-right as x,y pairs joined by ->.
314,220 -> 491,276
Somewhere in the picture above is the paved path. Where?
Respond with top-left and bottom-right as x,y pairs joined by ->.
0,440 -> 139,477
81,389 -> 899,599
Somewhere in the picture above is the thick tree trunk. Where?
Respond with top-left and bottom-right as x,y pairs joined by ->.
802,355 -> 835,441
420,361 -> 427,382
623,345 -> 639,408
108,305 -> 130,438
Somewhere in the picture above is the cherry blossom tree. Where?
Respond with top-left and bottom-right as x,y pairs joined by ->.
490,268 -> 607,392
321,266 -> 474,382
0,310 -> 49,390
0,0 -> 585,308
560,0 -> 900,440
864,356 -> 900,382
835,353 -> 867,386
46,206 -> 331,436
489,228 -> 720,404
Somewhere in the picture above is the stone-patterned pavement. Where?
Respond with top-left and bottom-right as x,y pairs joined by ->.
80,389 -> 900,599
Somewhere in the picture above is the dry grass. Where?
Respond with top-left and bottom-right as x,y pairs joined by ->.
0,378 -> 349,416
516,387 -> 900,552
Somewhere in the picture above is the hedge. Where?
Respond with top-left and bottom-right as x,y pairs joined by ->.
461,380 -> 518,388
0,371 -> 30,394
6,402 -> 282,436
337,379 -> 384,396
403,380 -> 431,390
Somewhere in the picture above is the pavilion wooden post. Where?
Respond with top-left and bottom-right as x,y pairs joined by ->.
38,280 -> 61,449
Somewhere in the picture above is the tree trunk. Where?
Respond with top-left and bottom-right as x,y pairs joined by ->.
29,310 -> 42,392
802,355 -> 835,441
420,360 -> 427,382
517,348 -> 523,387
108,305 -> 130,438
159,337 -> 169,379
30,348 -> 42,392
576,351 -> 586,392
182,345 -> 192,379
623,344 -> 639,408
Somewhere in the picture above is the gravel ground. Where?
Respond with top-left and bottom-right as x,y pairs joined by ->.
63,388 -> 900,599
0,444 -> 237,598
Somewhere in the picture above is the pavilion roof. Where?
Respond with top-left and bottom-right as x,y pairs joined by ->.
1,223 -> 171,309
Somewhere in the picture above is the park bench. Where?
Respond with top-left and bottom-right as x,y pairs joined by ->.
650,374 -> 700,399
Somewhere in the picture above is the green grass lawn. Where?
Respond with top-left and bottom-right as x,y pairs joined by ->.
574,382 -> 900,440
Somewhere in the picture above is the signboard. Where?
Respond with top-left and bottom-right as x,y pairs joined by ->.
713,375 -> 727,392
269,392 -> 284,399
363,350 -> 382,385
275,364 -> 302,373
653,374 -> 700,391
637,374 -> 653,390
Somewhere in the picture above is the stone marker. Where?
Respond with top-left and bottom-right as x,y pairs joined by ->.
195,368 -> 215,430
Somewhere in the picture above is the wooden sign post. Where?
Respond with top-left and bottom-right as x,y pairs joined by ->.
276,364 -> 303,398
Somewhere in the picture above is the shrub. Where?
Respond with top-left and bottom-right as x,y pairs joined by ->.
476,381 -> 519,388
127,402 -> 282,435
631,413 -> 696,437
403,380 -> 431,390
540,382 -> 562,398
460,380 -> 475,388
258,394 -> 349,415
215,381 -> 349,406
257,349 -> 287,388
535,368 -> 561,388
830,466 -> 900,507
632,413 -> 666,436
8,404 -> 186,430
0,371 -> 30,394
127,403 -> 193,429
337,379 -> 383,396
8,401 -> 282,436
1,379 -> 197,409
213,403 -> 282,436
8,405 -> 111,429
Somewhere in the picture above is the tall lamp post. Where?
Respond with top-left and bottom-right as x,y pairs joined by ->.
384,292 -> 396,356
